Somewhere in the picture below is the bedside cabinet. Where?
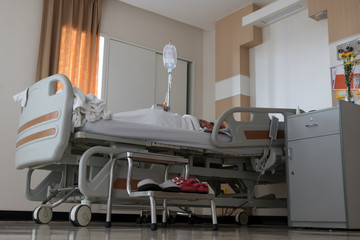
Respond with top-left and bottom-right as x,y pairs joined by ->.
286,101 -> 360,229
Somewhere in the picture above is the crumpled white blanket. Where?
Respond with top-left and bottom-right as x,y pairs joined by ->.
13,88 -> 29,107
72,87 -> 111,131
112,108 -> 200,131
14,86 -> 111,132
13,85 -> 199,132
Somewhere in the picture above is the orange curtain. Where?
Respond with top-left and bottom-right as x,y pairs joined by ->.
36,0 -> 103,96
36,0 -> 62,81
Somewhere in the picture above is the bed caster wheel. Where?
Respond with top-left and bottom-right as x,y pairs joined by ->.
105,222 -> 111,228
188,217 -> 195,225
33,206 -> 53,224
212,224 -> 219,231
168,215 -> 176,224
150,223 -> 158,230
136,217 -> 142,224
142,216 -> 149,224
69,204 -> 92,227
235,210 -> 249,225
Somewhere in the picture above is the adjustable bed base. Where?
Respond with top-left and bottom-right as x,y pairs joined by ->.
15,74 -> 296,226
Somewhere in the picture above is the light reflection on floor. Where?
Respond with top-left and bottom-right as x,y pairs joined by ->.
0,221 -> 360,240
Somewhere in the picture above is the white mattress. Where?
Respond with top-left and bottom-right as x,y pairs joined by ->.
79,119 -> 265,156
112,108 -> 200,131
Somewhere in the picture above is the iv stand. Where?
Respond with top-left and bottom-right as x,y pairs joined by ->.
163,69 -> 172,111
154,41 -> 176,112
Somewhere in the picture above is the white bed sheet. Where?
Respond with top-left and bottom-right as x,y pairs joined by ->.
112,108 -> 200,131
78,119 -> 265,156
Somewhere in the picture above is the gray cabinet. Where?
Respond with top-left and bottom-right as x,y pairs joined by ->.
286,101 -> 360,229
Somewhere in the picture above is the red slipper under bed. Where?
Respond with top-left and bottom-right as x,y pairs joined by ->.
172,177 -> 209,194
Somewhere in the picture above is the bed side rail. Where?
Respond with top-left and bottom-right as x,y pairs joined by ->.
211,107 -> 296,148
15,74 -> 73,169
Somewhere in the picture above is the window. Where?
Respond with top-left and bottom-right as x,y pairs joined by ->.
97,36 -> 105,99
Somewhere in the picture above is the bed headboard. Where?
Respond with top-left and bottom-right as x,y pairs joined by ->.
15,74 -> 73,169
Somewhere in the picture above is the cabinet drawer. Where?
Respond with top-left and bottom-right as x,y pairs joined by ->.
287,108 -> 340,140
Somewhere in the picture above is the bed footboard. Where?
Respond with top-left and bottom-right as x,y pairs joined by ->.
15,74 -> 73,169
211,107 -> 296,148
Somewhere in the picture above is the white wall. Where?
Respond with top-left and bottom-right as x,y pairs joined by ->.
0,0 -> 83,213
200,10 -> 331,121
202,29 -> 216,121
248,10 -> 330,216
0,0 -> 43,210
0,1 -> 331,213
0,0 -> 206,212
250,10 -> 331,112
101,0 -> 204,117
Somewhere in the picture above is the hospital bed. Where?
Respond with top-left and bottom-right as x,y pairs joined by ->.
15,74 -> 296,227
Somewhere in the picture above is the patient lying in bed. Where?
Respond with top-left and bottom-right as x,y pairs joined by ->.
112,108 -> 200,131
70,85 -> 223,133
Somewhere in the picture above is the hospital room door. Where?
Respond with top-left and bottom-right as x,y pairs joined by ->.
104,39 -> 188,115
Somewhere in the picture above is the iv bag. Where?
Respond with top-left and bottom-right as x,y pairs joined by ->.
163,42 -> 177,70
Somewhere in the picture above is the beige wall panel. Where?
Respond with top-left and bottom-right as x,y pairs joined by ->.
308,0 -> 360,43
240,94 -> 251,121
215,16 -> 242,82
328,1 -> 360,43
332,91 -> 338,107
215,17 -> 235,82
101,0 -> 204,117
332,91 -> 360,107
215,4 -> 262,82
215,94 -> 250,120
240,47 -> 250,76
241,94 -> 250,107
308,0 -> 328,20
237,5 -> 260,47
242,27 -> 263,48
215,95 -> 241,118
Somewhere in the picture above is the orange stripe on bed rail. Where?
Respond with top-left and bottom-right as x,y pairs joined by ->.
244,130 -> 284,140
18,111 -> 59,134
16,128 -> 56,148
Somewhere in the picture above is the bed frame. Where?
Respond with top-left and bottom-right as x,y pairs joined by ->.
15,74 -> 296,226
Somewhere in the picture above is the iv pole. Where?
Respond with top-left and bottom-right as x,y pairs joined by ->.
161,41 -> 177,112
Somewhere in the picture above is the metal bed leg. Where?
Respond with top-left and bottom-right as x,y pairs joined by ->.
106,155 -> 116,228
184,164 -> 189,179
149,196 -> 158,230
162,164 -> 170,228
210,199 -> 218,231
162,199 -> 167,228
41,187 -> 79,208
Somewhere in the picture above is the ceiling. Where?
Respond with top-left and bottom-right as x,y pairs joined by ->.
118,0 -> 277,31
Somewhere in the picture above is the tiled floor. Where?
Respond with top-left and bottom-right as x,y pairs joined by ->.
1,221 -> 360,240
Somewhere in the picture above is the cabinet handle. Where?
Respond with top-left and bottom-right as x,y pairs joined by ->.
305,123 -> 318,128
288,147 -> 293,160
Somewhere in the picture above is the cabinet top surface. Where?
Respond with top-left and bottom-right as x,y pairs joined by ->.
287,106 -> 338,119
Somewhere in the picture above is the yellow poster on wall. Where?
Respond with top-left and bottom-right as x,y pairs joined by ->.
336,90 -> 346,99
